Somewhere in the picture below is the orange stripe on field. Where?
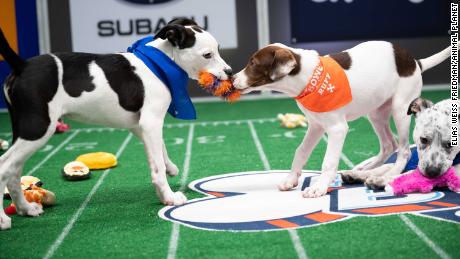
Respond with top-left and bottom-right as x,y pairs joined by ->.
207,191 -> 225,197
304,212 -> 346,223
353,204 -> 433,214
327,187 -> 344,192
427,201 -> 458,207
0,0 -> 18,62
266,219 -> 299,228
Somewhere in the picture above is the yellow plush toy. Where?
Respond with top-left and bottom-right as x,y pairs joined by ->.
76,152 -> 117,170
277,113 -> 308,128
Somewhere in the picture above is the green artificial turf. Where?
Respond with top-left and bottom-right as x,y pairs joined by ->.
0,90 -> 459,259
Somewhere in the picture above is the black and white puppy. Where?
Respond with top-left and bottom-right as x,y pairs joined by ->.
345,98 -> 460,187
0,19 -> 232,230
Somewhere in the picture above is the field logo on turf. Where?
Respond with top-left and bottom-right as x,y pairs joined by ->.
158,171 -> 460,231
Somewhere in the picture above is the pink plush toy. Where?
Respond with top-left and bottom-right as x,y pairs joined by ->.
386,167 -> 460,195
55,120 -> 70,133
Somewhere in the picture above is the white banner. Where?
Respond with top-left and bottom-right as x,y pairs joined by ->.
69,0 -> 238,53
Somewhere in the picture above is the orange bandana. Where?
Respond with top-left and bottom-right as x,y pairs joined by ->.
295,56 -> 352,113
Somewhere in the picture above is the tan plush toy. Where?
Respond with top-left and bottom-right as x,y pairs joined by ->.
277,113 -> 308,128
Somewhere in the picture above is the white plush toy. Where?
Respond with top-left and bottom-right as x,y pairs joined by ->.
0,139 -> 8,151
277,113 -> 307,128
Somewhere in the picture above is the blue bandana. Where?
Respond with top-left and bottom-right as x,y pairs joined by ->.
385,145 -> 460,172
127,36 -> 196,120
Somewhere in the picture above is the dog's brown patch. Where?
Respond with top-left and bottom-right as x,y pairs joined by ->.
329,51 -> 351,70
393,43 -> 416,77
243,46 -> 301,87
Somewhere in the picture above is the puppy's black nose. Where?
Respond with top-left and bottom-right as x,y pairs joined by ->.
224,68 -> 233,76
424,166 -> 441,178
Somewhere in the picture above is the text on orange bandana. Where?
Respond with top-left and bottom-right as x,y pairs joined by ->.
295,56 -> 352,113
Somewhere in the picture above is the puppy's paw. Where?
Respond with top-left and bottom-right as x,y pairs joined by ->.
166,163 -> 179,177
278,174 -> 299,191
302,183 -> 328,198
16,202 -> 44,217
340,171 -> 364,184
161,191 -> 187,206
365,176 -> 387,190
0,215 -> 11,230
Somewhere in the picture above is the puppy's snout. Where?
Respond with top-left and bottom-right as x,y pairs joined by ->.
424,166 -> 441,178
224,68 -> 233,77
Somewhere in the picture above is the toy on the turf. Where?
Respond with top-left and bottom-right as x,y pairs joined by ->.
4,175 -> 43,199
76,152 -> 117,170
277,113 -> 307,128
198,71 -> 240,102
4,186 -> 56,215
62,161 -> 91,181
386,167 -> 460,196
0,139 -> 8,151
55,119 -> 70,133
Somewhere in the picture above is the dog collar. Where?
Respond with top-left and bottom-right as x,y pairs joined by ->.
128,36 -> 196,120
295,56 -> 352,113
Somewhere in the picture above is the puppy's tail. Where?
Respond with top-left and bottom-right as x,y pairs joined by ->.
418,45 -> 451,73
0,27 -> 25,73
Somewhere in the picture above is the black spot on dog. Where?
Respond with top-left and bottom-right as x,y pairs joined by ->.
55,53 -> 97,97
393,43 -> 416,77
155,24 -> 196,49
168,18 -> 198,26
329,51 -> 352,70
7,55 -> 58,141
96,54 -> 144,112
191,25 -> 203,33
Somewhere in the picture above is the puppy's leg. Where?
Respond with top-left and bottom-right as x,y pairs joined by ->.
163,141 -> 179,177
303,120 -> 348,198
139,118 -> 186,206
0,158 -> 12,230
279,123 -> 324,191
0,126 -> 55,230
342,163 -> 394,184
354,99 -> 397,171
365,100 -> 414,189
131,127 -> 178,177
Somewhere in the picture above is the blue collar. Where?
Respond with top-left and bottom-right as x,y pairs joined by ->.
127,36 -> 196,120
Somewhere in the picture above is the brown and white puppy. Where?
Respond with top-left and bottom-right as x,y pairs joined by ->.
233,42 -> 450,198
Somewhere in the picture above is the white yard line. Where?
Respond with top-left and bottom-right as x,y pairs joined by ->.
43,133 -> 133,259
167,124 -> 195,259
399,215 -> 451,259
247,121 -> 271,171
0,118 -> 279,135
27,130 -> 80,176
247,120 -> 308,259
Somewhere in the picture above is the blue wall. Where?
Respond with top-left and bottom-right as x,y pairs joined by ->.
0,0 -> 39,109
290,0 -> 449,43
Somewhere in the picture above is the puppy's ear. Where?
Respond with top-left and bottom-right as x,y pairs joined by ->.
407,97 -> 433,116
270,49 -> 298,81
155,24 -> 195,49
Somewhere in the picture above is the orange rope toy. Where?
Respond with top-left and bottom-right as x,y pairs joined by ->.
198,71 -> 240,102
